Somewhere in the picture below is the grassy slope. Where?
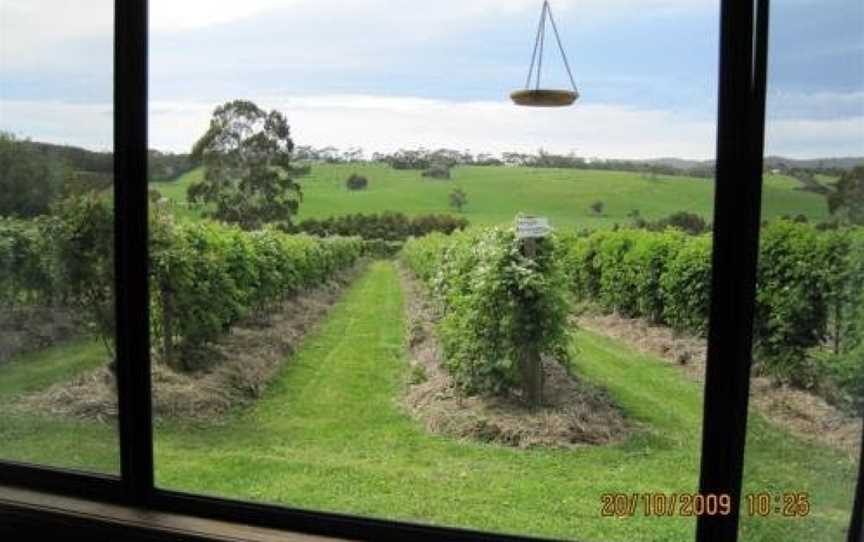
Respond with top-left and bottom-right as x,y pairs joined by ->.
155,165 -> 829,229
0,263 -> 855,540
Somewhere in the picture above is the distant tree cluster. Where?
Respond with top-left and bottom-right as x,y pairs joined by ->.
149,150 -> 195,182
500,149 -> 716,179
380,148 -> 467,168
0,132 -> 65,217
827,166 -> 864,225
28,140 -> 113,174
290,212 -> 469,241
294,145 -> 364,163
267,144 -> 864,187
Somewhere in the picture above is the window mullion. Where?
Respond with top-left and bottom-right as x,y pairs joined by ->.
114,0 -> 154,505
696,1 -> 768,541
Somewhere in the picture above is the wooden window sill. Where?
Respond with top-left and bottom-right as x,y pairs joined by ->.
0,485 -> 350,542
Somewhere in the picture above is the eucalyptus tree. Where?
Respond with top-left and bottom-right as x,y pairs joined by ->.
189,100 -> 301,230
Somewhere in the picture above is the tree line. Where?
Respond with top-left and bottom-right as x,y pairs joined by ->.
0,132 -> 195,218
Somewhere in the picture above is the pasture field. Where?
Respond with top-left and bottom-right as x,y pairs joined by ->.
0,262 -> 855,541
155,164 -> 830,229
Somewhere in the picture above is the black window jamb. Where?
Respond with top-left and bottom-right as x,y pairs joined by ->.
114,0 -> 155,507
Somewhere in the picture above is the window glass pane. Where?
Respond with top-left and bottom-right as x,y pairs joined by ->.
740,1 -> 863,540
0,0 -> 119,473
144,2 -> 819,540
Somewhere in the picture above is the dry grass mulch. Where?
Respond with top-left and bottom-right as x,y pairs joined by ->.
17,265 -> 367,423
399,268 -> 631,449
578,312 -> 862,459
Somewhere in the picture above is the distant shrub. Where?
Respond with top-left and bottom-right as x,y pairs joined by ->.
653,211 -> 709,235
448,188 -> 468,212
589,201 -> 605,215
346,173 -> 369,191
422,163 -> 451,180
631,211 -> 709,235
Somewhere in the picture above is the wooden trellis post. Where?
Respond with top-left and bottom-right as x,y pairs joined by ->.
515,215 -> 551,408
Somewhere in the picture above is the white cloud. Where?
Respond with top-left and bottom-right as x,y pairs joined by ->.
267,95 -> 718,159
4,93 -> 858,160
0,0 -> 113,70
150,0 -> 300,30
0,100 -> 113,150
766,116 -> 864,158
768,90 -> 864,120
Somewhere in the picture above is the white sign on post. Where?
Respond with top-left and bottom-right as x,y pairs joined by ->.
515,216 -> 551,239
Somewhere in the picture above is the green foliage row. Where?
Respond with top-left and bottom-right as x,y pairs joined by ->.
561,222 -> 864,407
0,195 -> 115,347
290,212 -> 468,242
1,197 -> 363,368
755,222 -> 864,406
0,217 -> 58,307
562,228 -> 711,332
402,229 -> 571,395
149,209 -> 362,367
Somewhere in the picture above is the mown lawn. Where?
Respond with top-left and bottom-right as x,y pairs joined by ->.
0,262 -> 856,541
154,164 -> 830,230
0,339 -> 120,472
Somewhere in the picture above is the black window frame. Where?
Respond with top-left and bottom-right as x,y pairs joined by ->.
1,1 -> 862,541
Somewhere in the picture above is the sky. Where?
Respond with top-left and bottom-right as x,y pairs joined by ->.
0,0 -> 862,159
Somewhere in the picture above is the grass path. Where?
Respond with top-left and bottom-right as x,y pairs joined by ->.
0,262 -> 857,540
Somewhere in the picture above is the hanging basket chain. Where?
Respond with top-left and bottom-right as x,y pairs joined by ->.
536,3 -> 547,90
545,4 -> 578,92
522,0 -> 578,93
524,1 -> 548,89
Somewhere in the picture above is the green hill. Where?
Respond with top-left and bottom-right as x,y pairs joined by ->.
155,164 -> 830,230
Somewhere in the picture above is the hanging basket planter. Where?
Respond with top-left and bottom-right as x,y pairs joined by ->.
510,89 -> 579,107
511,1 -> 580,108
